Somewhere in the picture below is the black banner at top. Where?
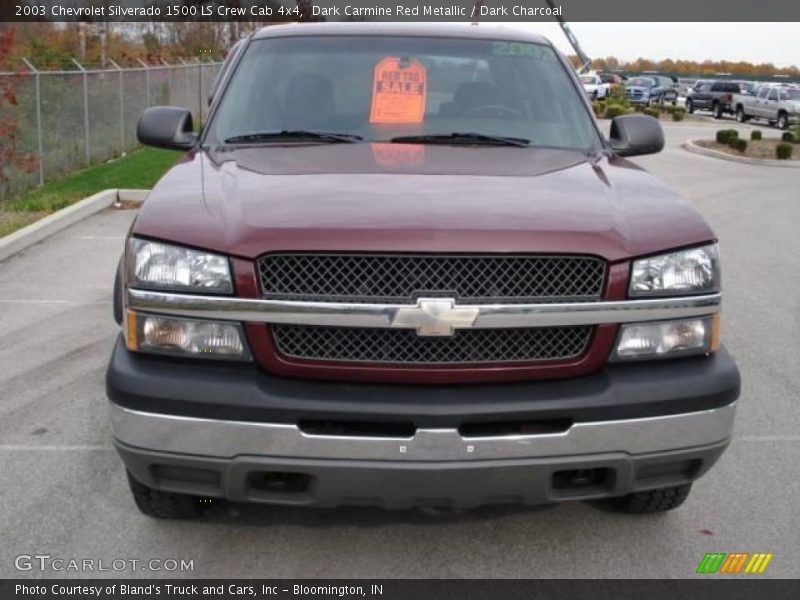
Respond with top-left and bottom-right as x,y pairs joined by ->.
2,0 -> 799,22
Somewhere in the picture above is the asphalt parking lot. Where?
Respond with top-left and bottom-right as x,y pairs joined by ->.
1,120 -> 798,579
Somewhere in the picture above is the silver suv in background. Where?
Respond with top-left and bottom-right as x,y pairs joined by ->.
733,85 -> 800,129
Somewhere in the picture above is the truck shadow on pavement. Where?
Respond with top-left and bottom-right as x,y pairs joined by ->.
193,501 -> 562,528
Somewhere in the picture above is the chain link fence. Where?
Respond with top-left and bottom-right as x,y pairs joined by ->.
1,60 -> 222,201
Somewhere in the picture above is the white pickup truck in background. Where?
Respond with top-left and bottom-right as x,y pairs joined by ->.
733,85 -> 800,129
580,74 -> 610,100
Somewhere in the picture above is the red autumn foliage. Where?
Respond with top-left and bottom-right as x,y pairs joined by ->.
0,26 -> 38,190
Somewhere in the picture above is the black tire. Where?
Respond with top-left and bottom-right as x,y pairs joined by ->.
127,471 -> 204,519
608,484 -> 692,514
777,112 -> 789,130
113,255 -> 124,325
712,102 -> 723,119
736,106 -> 746,123
685,99 -> 694,114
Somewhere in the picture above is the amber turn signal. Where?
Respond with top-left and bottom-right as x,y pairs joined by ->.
710,313 -> 721,353
125,310 -> 138,352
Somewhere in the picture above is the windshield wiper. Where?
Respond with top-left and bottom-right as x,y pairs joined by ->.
390,133 -> 530,147
224,130 -> 363,145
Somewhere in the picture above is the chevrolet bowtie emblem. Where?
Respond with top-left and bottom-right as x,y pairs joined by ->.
391,298 -> 480,337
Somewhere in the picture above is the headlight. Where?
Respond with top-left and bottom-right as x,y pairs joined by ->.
129,238 -> 232,294
630,244 -> 719,297
612,316 -> 719,361
126,311 -> 250,361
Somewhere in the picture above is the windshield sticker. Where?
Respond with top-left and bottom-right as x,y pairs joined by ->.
370,56 -> 427,124
491,42 -> 550,59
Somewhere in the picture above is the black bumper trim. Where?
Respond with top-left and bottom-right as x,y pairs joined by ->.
106,336 -> 740,427
116,438 -> 730,510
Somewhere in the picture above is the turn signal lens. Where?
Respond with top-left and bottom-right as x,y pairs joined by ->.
129,312 -> 250,361
612,317 -> 715,361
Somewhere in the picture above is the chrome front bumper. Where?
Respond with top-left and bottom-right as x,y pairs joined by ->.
111,402 -> 736,462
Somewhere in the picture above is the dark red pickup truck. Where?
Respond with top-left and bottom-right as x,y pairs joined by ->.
107,22 -> 739,518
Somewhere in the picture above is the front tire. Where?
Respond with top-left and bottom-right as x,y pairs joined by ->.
685,99 -> 694,114
777,112 -> 789,130
713,102 -> 723,119
608,484 -> 692,514
127,471 -> 205,519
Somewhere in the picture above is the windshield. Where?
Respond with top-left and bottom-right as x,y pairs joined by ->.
627,77 -> 655,87
580,75 -> 596,84
207,36 -> 599,150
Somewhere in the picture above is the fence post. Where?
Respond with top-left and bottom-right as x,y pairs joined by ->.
179,58 -> 191,114
198,59 -> 204,123
162,59 -> 172,105
21,57 -> 45,187
71,58 -> 91,166
138,59 -> 151,108
109,59 -> 125,152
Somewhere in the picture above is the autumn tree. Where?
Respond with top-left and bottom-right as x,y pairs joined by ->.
0,26 -> 38,201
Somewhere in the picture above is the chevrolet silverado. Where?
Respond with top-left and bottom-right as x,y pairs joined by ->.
107,22 -> 740,519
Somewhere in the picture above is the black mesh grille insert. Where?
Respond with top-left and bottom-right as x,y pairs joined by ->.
271,325 -> 592,365
258,254 -> 606,303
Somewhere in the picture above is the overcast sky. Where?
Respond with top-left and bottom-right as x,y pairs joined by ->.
513,22 -> 799,68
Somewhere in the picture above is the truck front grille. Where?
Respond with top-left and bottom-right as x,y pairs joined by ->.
271,325 -> 592,365
258,253 -> 605,303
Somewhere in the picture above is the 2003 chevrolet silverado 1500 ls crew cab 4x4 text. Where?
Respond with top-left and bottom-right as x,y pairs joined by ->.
106,22 -> 740,519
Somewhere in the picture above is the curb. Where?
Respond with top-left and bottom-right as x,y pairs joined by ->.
682,140 -> 800,168
0,188 -> 149,262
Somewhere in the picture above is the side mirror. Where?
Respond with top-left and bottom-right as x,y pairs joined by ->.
136,107 -> 198,151
609,114 -> 664,157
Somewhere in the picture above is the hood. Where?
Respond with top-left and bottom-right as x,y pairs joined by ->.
133,143 -> 714,263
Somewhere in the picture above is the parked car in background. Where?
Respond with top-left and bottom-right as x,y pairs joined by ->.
685,80 -> 747,119
733,85 -> 800,129
684,80 -> 712,114
625,76 -> 678,106
597,72 -> 625,92
580,74 -> 609,99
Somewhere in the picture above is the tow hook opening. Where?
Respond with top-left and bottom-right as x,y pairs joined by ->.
247,471 -> 311,494
552,468 -> 612,495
